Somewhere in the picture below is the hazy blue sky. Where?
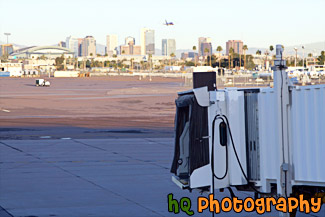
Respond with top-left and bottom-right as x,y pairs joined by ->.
1,0 -> 324,50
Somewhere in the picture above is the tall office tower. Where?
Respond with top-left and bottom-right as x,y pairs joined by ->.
120,45 -> 130,55
140,28 -> 149,55
124,36 -> 135,55
162,39 -> 176,56
133,45 -> 141,55
198,37 -> 211,56
0,44 -> 13,57
226,40 -> 243,55
141,28 -> 155,55
201,42 -> 212,56
106,34 -> 118,56
145,29 -> 155,55
78,38 -> 83,57
81,36 -> 96,57
125,36 -> 135,45
120,44 -> 141,55
162,39 -> 167,56
66,36 -> 79,57
58,41 -> 66,48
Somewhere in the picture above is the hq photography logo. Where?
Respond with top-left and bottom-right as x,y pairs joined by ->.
167,193 -> 322,216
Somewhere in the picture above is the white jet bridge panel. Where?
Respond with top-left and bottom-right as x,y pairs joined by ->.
290,85 -> 325,185
226,89 -> 247,186
257,88 -> 281,193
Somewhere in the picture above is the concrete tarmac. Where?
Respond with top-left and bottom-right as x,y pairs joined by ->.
0,137 -> 323,217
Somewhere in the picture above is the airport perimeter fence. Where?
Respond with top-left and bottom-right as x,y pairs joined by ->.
184,74 -> 274,88
89,70 -> 325,88
33,70 -> 325,87
184,74 -> 325,88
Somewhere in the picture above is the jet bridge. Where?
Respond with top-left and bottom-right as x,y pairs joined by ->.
171,45 -> 325,216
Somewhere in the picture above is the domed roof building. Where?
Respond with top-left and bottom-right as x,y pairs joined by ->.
10,46 -> 74,59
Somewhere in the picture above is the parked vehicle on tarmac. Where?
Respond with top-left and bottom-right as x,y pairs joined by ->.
36,79 -> 50,87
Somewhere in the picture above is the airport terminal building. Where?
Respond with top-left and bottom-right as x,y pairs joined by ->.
9,46 -> 75,59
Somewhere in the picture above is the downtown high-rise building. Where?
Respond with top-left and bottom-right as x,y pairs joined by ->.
181,52 -> 198,60
0,44 -> 13,57
140,28 -> 155,55
58,41 -> 66,48
120,36 -> 141,55
81,36 -> 96,57
120,44 -> 141,55
77,38 -> 83,57
226,40 -> 243,55
198,37 -> 212,56
125,36 -> 135,46
140,28 -> 148,55
66,36 -> 79,57
121,36 -> 141,55
106,34 -> 118,56
162,39 -> 176,56
201,42 -> 212,56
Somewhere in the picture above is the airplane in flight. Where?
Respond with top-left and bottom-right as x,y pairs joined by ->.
163,20 -> 174,26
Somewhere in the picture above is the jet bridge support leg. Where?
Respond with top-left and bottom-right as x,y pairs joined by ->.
273,45 -> 291,217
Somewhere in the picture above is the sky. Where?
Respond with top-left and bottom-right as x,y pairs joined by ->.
1,0 -> 325,50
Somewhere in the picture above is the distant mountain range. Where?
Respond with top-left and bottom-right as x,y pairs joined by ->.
284,41 -> 325,56
2,41 -> 324,57
247,41 -> 325,56
0,41 -> 26,50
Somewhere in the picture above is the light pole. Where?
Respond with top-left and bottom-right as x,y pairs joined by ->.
48,51 -> 51,78
4,33 -> 11,48
149,53 -> 152,81
4,33 -> 11,71
302,46 -> 305,68
294,47 -> 298,68
4,33 -> 11,56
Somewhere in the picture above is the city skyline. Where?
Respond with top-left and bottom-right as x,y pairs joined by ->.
1,0 -> 324,50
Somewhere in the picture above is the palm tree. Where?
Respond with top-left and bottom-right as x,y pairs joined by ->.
269,45 -> 274,64
204,48 -> 210,66
264,50 -> 270,69
193,46 -> 197,66
140,60 -> 144,71
130,58 -> 134,70
229,48 -> 234,69
256,50 -> 262,55
170,53 -> 175,69
149,54 -> 153,72
243,45 -> 248,69
74,58 -> 78,70
216,46 -> 222,68
269,45 -> 274,53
